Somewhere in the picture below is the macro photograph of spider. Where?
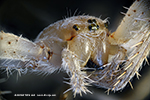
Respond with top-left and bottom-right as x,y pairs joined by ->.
0,0 -> 150,100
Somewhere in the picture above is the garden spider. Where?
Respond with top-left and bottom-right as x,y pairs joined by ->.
0,0 -> 149,99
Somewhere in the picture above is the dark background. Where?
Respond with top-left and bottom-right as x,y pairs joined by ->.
0,0 -> 150,100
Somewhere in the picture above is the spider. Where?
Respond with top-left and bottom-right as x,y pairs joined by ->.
0,0 -> 150,99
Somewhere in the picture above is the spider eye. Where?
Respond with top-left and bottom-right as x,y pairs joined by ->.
87,19 -> 97,23
87,19 -> 92,23
88,25 -> 92,31
104,22 -> 109,28
96,25 -> 99,29
88,24 -> 99,31
73,25 -> 80,31
92,19 -> 96,23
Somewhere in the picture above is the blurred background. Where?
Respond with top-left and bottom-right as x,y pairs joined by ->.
0,0 -> 150,100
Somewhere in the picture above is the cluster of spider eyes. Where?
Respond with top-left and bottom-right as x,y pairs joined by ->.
72,19 -> 100,31
87,19 -> 99,31
72,18 -> 109,32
